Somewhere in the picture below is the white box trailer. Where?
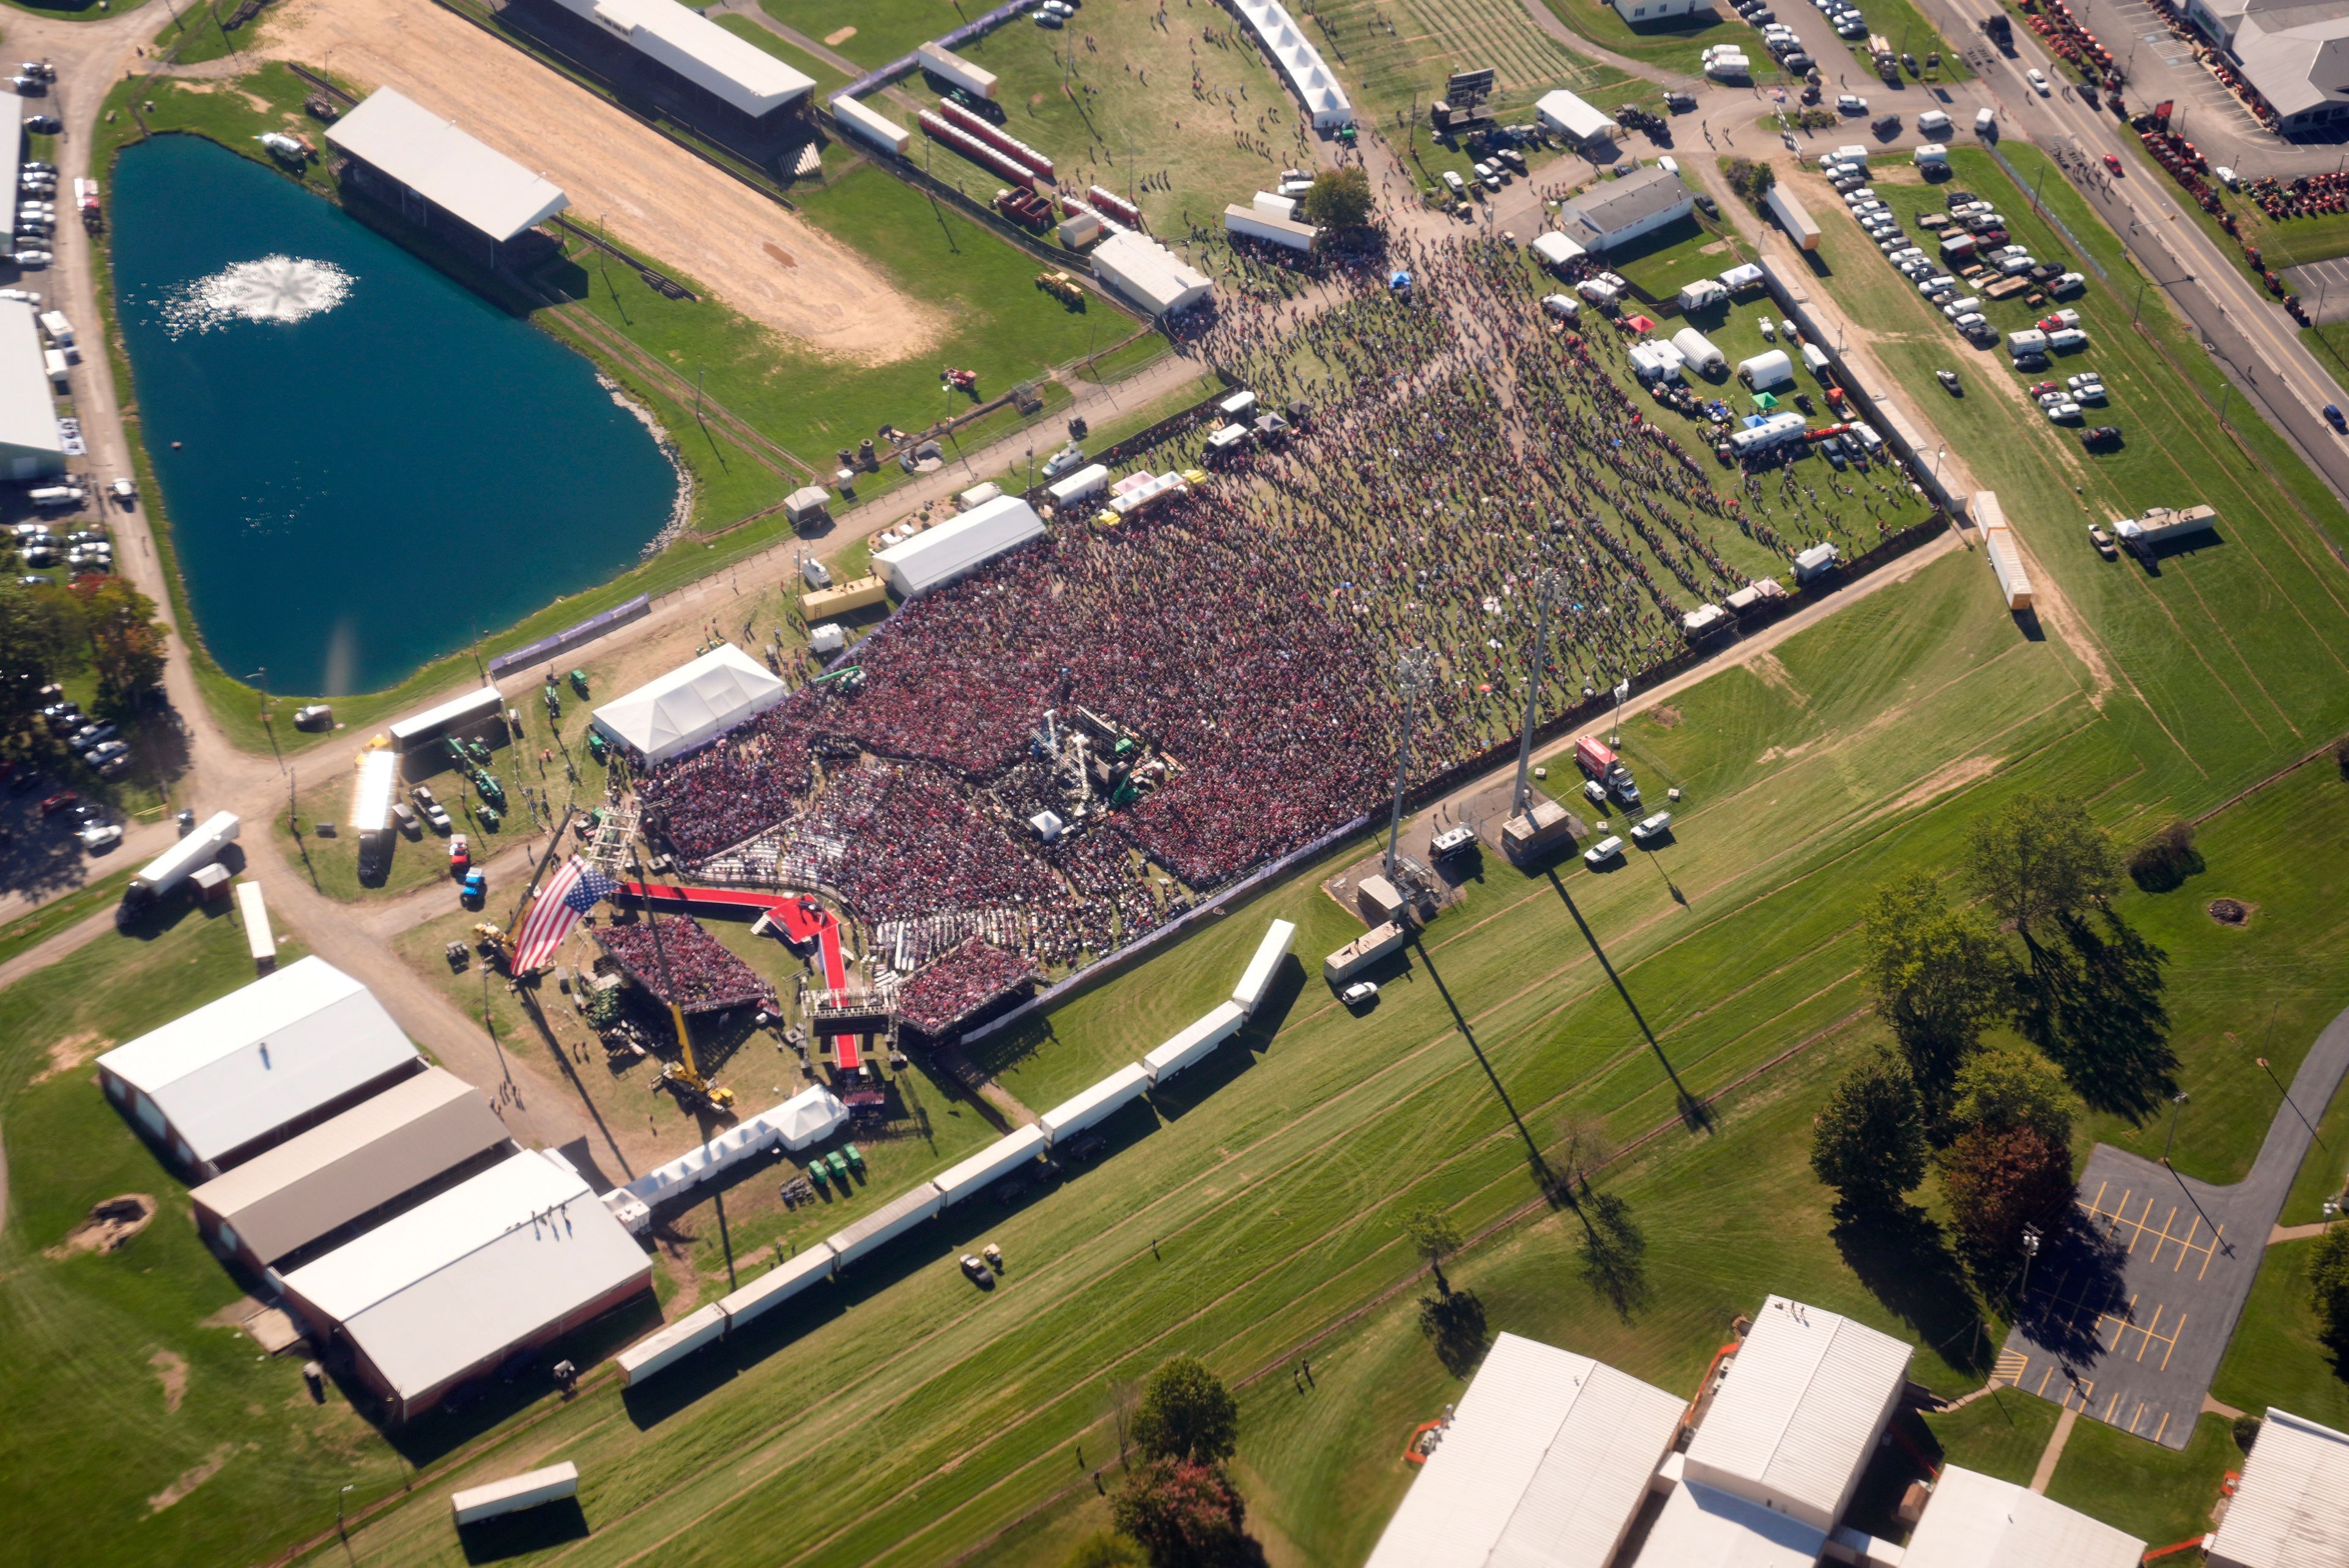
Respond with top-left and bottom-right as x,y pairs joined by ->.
719,1243 -> 837,1329
825,1183 -> 944,1267
351,748 -> 398,836
42,346 -> 65,386
1764,186 -> 1820,251
388,684 -> 503,753
1231,919 -> 1297,1015
124,809 -> 240,920
617,1303 -> 727,1386
236,879 -> 276,971
831,94 -> 911,156
1984,526 -> 2033,610
450,1462 -> 579,1527
918,42 -> 997,100
1223,204 -> 1318,252
1144,1001 -> 1248,1087
38,308 -> 72,347
1039,1063 -> 1151,1143
1794,541 -> 1841,582
1047,463 -> 1110,506
1671,327 -> 1725,375
933,1124 -> 1048,1204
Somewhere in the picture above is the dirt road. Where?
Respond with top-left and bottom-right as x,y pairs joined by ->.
259,0 -> 945,361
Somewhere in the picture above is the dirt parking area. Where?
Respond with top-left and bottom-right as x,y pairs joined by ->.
261,0 -> 946,363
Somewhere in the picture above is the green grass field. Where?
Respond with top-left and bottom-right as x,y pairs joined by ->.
710,12 -> 849,94
2212,1235 -> 2349,1433
1535,0 -> 1735,77
1313,0 -> 1633,124
2046,1413 -> 2241,1548
757,0 -> 945,74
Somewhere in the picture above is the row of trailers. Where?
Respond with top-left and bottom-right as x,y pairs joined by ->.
617,919 -> 1297,1385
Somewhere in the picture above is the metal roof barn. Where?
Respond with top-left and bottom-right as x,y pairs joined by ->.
1089,231 -> 1214,316
1682,1295 -> 1912,1533
1534,88 -> 1620,145
1633,1477 -> 1831,1568
188,1066 -> 510,1271
278,1149 -> 652,1421
1364,1331 -> 1684,1568
1901,1464 -> 2143,1568
2206,1407 -> 2349,1568
324,89 -> 569,245
549,0 -> 815,117
874,494 -> 1047,597
0,297 -> 64,481
95,956 -> 422,1178
590,642 -> 788,764
1553,167 -> 1694,253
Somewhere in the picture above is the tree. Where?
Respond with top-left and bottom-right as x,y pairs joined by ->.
1299,166 -> 1373,231
1860,872 -> 2013,1117
1950,1046 -> 2074,1152
1723,158 -> 1776,205
1811,1051 -> 1929,1211
1064,1531 -> 1150,1568
1964,793 -> 2120,938
2311,1225 -> 2349,1356
70,575 -> 167,716
1130,1356 -> 1240,1466
1940,1124 -> 2075,1268
1111,1459 -> 1253,1568
0,576 -> 76,739
1402,1205 -> 1463,1293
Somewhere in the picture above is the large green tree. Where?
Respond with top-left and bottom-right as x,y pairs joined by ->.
1964,792 -> 2120,938
1129,1356 -> 1239,1467
1403,1204 -> 1463,1294
0,577 -> 76,738
1950,1046 -> 2074,1152
1063,1531 -> 1149,1568
1112,1459 -> 1252,1568
70,575 -> 167,715
1811,1051 -> 1929,1212
1860,872 -> 2013,1114
1299,166 -> 1373,230
2311,1225 -> 2349,1356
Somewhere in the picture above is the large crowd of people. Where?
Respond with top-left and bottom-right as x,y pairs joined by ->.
628,199 -> 1934,981
594,914 -> 779,1016
892,937 -> 1039,1037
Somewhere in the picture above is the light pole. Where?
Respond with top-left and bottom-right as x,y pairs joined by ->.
2161,1089 -> 2190,1161
337,1483 -> 354,1532
2018,1222 -> 2041,1312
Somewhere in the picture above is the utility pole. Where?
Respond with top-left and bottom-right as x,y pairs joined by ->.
1509,567 -> 1565,817
1384,649 -> 1434,884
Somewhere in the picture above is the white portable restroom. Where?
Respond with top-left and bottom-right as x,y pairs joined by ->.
918,42 -> 997,100
718,1243 -> 837,1329
933,1125 -> 1048,1204
617,1303 -> 728,1385
1231,919 -> 1297,1015
1047,463 -> 1110,506
1984,526 -> 2033,611
450,1463 -> 580,1527
236,880 -> 275,971
1737,349 -> 1794,390
825,1183 -> 944,1267
809,624 -> 846,656
1039,1063 -> 1152,1143
1143,1001 -> 1248,1087
1671,327 -> 1726,375
1794,541 -> 1841,582
831,94 -> 911,156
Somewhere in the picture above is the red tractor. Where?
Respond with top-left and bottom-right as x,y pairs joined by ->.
941,366 -> 979,397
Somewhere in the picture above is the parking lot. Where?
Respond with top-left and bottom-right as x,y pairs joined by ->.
2282,254 -> 2349,323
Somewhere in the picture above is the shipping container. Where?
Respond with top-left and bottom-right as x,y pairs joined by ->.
831,94 -> 911,156
1047,463 -> 1110,506
236,880 -> 275,971
825,1183 -> 944,1267
918,41 -> 998,100
933,1125 -> 1048,1203
1324,922 -> 1408,982
616,1303 -> 727,1385
718,1243 -> 837,1329
1143,1000 -> 1248,1087
450,1463 -> 580,1527
1230,919 -> 1297,1015
1039,1063 -> 1152,1142
1984,526 -> 2033,610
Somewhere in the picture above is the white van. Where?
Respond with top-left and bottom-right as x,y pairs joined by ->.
1584,835 -> 1625,867
1975,107 -> 1997,135
1629,812 -> 1674,843
2048,327 -> 2089,351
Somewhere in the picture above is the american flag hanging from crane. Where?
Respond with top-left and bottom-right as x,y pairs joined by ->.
513,856 -> 622,972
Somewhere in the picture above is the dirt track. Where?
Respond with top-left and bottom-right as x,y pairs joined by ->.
259,0 -> 945,362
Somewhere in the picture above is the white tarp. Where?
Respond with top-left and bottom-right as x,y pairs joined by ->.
590,643 -> 786,764
874,494 -> 1047,597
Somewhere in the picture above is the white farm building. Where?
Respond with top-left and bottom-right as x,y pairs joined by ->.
1902,1465 -> 2145,1568
0,297 -> 64,480
325,88 -> 570,263
874,494 -> 1047,598
1553,167 -> 1694,253
95,958 -> 423,1180
590,642 -> 788,766
1089,231 -> 1213,317
2206,1407 -> 2349,1568
544,0 -> 815,122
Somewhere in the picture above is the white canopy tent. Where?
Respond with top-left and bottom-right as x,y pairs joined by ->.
590,643 -> 787,764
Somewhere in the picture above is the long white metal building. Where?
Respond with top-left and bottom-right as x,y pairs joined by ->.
1088,231 -> 1213,317
325,88 -> 569,262
1365,1331 -> 1685,1568
874,494 -> 1047,598
95,957 -> 423,1178
1902,1465 -> 2145,1568
0,298 -> 64,480
547,0 -> 815,119
590,642 -> 787,765
278,1148 -> 653,1422
2206,1407 -> 2349,1568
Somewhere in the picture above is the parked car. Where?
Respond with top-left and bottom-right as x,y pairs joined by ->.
2080,424 -> 2123,448
79,822 -> 121,851
2088,523 -> 2117,558
460,868 -> 486,908
1936,368 -> 1961,393
1837,94 -> 1868,114
449,832 -> 470,869
38,790 -> 75,815
1584,835 -> 1625,867
2026,67 -> 2050,94
1340,980 -> 1379,1007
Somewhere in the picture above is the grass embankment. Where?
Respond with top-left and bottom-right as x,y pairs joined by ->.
1535,0 -> 1734,76
759,0 -> 943,73
0,865 -> 133,966
0,909 -> 374,1568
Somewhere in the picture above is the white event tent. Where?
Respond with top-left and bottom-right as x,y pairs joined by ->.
590,643 -> 787,764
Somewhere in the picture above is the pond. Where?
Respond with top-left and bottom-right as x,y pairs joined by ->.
111,134 -> 680,695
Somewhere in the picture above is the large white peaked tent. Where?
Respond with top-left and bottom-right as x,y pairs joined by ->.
591,643 -> 787,764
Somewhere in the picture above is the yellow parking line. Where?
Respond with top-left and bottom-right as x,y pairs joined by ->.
2161,1317 -> 2186,1371
2156,1411 -> 2170,1444
2037,1366 -> 2054,1396
2200,1230 -> 2224,1281
2147,1205 -> 2180,1267
2137,1304 -> 2164,1362
2176,1213 -> 2202,1271
2131,1402 -> 2147,1433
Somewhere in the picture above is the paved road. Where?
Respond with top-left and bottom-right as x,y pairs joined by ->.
1998,1002 -> 2349,1448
